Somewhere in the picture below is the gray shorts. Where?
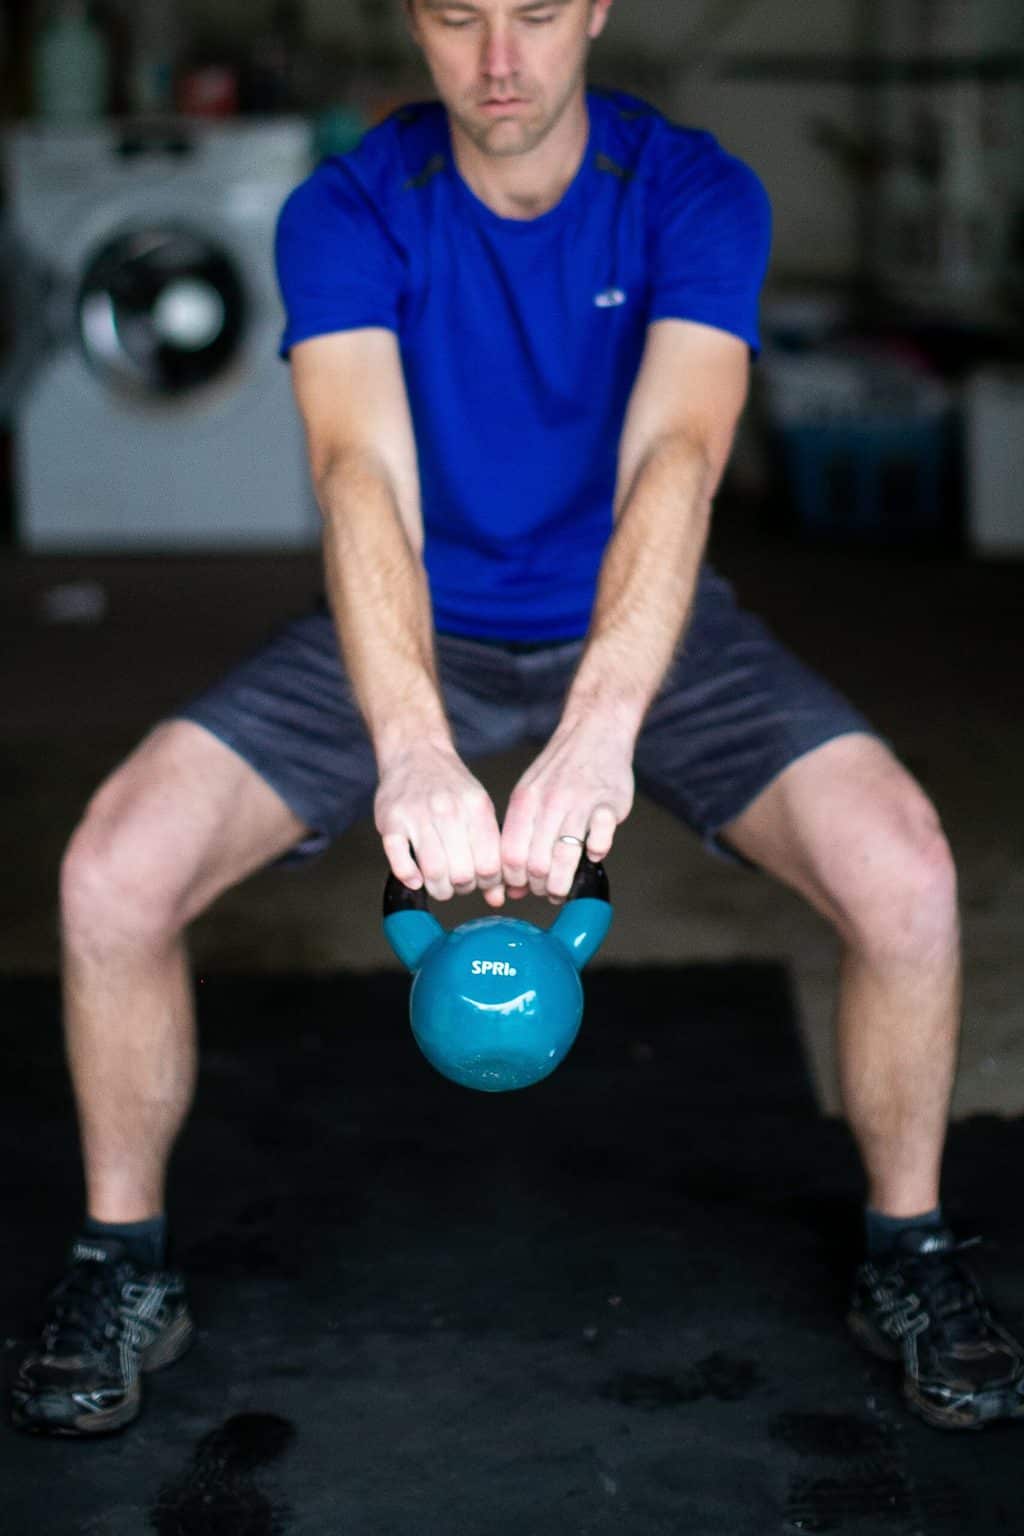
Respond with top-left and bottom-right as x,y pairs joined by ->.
176,565 -> 876,865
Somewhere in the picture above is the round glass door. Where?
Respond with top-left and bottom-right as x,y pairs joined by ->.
76,227 -> 247,398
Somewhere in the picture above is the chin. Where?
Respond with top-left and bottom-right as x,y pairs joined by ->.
468,112 -> 549,157
483,127 -> 539,156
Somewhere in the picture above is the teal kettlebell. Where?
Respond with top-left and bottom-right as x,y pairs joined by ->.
382,858 -> 612,1092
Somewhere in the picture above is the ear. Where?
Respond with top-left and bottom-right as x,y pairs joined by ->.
588,0 -> 614,42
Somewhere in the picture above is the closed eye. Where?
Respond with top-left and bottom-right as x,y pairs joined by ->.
435,10 -> 561,25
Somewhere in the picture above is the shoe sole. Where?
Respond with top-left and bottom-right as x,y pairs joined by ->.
847,1308 -> 1024,1431
10,1309 -> 195,1437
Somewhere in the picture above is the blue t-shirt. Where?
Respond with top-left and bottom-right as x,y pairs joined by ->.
276,89 -> 771,641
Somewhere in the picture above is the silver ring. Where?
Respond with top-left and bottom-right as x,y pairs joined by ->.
558,834 -> 585,848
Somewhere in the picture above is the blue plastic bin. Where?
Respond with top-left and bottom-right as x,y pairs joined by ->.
778,413 -> 955,545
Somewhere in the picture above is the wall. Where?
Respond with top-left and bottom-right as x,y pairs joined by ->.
176,0 -> 1024,287
664,0 -> 863,284
177,0 -> 867,281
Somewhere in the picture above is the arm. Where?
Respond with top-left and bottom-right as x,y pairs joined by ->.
500,317 -> 751,900
565,318 -> 749,733
290,329 -> 506,904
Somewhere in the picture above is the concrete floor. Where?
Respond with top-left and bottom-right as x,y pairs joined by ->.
2,522 -> 1022,1120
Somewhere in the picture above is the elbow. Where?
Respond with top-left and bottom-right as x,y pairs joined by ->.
659,426 -> 733,511
312,445 -> 389,522
660,426 -> 715,480
312,447 -> 425,559
621,429 -> 717,518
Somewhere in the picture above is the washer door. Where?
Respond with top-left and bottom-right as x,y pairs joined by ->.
76,226 -> 247,399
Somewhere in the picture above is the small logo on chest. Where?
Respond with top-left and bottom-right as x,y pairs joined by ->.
594,287 -> 628,309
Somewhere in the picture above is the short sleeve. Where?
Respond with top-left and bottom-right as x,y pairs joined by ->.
648,140 -> 772,352
274,160 -> 406,358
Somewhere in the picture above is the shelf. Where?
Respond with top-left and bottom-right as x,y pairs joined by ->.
717,53 -> 1024,85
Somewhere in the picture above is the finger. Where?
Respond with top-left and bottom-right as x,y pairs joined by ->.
412,821 -> 454,902
501,783 -> 538,893
525,841 -> 552,900
525,790 -> 588,899
467,792 -> 505,906
546,826 -> 588,902
586,803 -> 619,862
525,806 -> 568,900
420,786 -> 475,897
380,830 -> 422,889
428,789 -> 477,899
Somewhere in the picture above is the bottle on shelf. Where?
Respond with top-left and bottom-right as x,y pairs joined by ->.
32,0 -> 110,123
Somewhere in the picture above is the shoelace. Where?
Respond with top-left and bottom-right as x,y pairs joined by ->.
42,1259 -> 127,1355
894,1238 -> 989,1348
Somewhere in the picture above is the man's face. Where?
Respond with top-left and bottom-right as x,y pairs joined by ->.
405,0 -> 613,158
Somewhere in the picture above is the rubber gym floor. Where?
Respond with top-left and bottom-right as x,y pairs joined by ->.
2,524 -> 1022,1532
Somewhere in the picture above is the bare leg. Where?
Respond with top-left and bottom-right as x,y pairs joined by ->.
834,918 -> 959,1216
723,734 -> 961,1217
60,721 -> 308,1223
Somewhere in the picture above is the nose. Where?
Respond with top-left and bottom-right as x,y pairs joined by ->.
480,20 -> 520,83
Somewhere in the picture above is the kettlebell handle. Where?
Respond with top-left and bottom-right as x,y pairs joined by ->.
382,853 -> 609,918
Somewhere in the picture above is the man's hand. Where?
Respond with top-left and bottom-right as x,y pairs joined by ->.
376,740 -> 507,906
501,718 -> 634,902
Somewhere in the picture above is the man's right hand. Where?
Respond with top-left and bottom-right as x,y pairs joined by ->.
375,740 -> 506,906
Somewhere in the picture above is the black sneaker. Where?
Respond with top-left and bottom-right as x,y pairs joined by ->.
10,1236 -> 194,1436
848,1225 -> 1024,1429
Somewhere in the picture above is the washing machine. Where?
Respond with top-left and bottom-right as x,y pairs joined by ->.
6,118 -> 320,550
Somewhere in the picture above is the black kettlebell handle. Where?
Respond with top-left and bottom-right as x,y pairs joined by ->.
383,853 -> 609,918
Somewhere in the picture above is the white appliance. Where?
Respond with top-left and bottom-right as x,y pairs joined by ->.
6,118 -> 320,550
965,368 -> 1024,556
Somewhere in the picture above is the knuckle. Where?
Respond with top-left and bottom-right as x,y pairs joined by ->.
416,852 -> 444,883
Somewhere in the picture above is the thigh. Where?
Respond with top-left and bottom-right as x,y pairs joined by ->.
721,732 -> 947,935
176,609 -> 378,863
634,568 -> 881,861
175,611 -> 531,867
72,718 -> 311,929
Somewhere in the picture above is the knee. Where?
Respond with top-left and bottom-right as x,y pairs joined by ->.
840,790 -> 959,966
60,787 -> 186,955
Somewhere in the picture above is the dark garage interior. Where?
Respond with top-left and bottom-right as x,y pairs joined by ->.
2,2 -> 1024,1531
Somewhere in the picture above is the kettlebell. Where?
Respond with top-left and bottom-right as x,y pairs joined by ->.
382,857 -> 612,1092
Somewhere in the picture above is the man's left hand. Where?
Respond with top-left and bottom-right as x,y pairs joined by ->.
500,718 -> 634,902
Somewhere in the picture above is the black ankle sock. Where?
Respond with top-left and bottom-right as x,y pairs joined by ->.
82,1214 -> 168,1270
864,1204 -> 944,1259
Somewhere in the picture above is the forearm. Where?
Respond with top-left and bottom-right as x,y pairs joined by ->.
563,431 -> 713,741
318,452 -> 453,769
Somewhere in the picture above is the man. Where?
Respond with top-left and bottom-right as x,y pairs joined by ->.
11,0 -> 1023,1438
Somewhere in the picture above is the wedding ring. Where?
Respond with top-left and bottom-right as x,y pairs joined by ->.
558,834 -> 585,847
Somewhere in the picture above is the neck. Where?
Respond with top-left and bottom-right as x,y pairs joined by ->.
451,90 -> 590,221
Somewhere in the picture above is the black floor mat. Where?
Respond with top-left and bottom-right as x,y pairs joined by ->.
2,967 -> 1022,1535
